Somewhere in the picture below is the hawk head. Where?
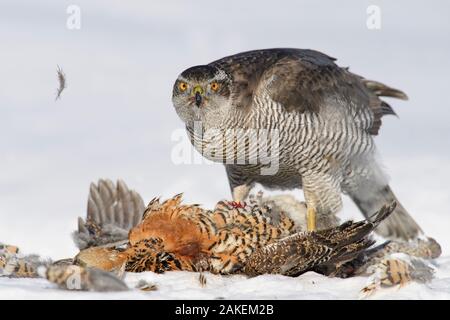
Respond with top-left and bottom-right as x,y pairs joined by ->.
172,65 -> 232,126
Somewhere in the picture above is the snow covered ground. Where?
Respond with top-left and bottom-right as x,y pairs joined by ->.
1,257 -> 450,300
1,0 -> 449,299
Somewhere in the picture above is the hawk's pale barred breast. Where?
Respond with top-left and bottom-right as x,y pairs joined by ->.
197,49 -> 393,221
188,86 -> 375,186
191,49 -> 379,175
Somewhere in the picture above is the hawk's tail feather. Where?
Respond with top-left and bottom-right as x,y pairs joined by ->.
72,179 -> 145,250
349,184 -> 423,241
363,79 -> 407,135
362,79 -> 408,100
380,101 -> 397,116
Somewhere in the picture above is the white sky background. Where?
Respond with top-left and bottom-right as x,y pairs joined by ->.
0,0 -> 449,260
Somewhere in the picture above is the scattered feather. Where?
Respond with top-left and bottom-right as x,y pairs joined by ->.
199,273 -> 207,287
135,279 -> 158,292
55,65 -> 66,100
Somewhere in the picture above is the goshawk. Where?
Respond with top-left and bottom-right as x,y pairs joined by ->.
171,48 -> 422,240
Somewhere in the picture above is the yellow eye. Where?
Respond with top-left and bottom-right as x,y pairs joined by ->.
178,82 -> 188,91
210,82 -> 219,91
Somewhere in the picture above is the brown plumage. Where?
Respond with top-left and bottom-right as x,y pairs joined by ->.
123,194 -> 297,274
73,179 -> 145,249
0,180 -> 441,295
68,180 -> 441,295
74,187 -> 396,276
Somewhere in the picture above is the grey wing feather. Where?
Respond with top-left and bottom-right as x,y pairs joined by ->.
262,55 -> 404,136
131,190 -> 145,226
216,48 -> 406,136
87,183 -> 103,223
261,54 -> 338,113
114,201 -> 124,228
212,48 -> 407,135
117,180 -> 133,228
72,179 -> 145,250
210,48 -> 336,112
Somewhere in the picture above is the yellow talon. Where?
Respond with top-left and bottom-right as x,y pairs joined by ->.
307,207 -> 316,231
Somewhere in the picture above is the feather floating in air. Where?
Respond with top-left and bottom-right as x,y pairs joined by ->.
55,65 -> 66,100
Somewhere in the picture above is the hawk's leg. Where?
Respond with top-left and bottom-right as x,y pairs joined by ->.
301,171 -> 343,232
232,184 -> 251,203
225,165 -> 253,205
307,207 -> 317,232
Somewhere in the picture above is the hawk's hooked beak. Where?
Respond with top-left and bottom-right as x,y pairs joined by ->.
193,85 -> 203,107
